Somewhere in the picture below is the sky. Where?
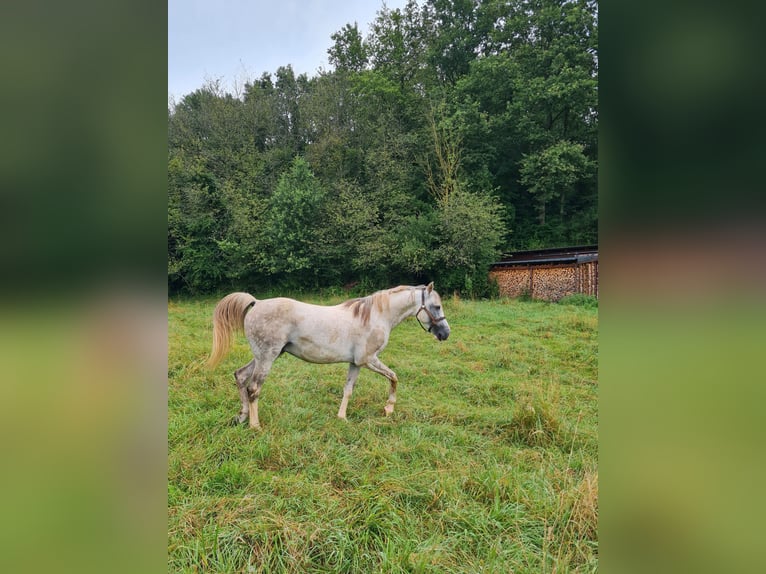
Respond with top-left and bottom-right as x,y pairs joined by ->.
168,0 -> 409,102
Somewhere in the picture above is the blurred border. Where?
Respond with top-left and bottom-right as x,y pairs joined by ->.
4,0 -> 765,572
601,1 -> 766,573
0,1 -> 167,572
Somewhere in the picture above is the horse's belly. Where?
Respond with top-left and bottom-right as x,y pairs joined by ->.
283,338 -> 353,364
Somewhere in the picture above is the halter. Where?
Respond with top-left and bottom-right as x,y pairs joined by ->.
415,287 -> 447,333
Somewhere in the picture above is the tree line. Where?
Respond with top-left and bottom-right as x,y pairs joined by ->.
168,0 -> 597,296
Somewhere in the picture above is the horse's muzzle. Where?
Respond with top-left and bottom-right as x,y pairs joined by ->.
434,325 -> 450,341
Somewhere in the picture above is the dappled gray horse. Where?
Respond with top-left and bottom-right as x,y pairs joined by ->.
206,283 -> 450,429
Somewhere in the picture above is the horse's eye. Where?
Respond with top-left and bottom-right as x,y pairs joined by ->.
434,305 -> 441,311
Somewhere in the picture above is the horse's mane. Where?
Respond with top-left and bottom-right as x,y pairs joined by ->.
340,285 -> 415,325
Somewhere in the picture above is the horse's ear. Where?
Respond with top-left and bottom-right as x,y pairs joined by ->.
426,281 -> 434,293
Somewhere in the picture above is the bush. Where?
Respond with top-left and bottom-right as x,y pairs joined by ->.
558,293 -> 598,308
433,188 -> 506,297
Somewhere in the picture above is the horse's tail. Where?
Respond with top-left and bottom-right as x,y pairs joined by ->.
206,292 -> 257,369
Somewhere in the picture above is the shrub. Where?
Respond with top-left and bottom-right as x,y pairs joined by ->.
558,294 -> 598,308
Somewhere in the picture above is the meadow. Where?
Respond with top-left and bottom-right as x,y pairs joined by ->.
168,292 -> 598,573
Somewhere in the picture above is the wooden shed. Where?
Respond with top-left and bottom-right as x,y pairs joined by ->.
489,245 -> 598,301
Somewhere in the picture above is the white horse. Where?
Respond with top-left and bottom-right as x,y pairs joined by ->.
206,283 -> 450,429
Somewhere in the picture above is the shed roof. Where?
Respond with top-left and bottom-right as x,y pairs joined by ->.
491,245 -> 598,268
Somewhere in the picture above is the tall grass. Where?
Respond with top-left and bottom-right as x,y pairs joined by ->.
169,294 -> 598,572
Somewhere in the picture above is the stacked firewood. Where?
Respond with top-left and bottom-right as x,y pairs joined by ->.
489,262 -> 598,301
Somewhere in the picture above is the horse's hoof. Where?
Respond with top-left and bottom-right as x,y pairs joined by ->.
249,423 -> 262,431
384,405 -> 394,416
231,415 -> 248,426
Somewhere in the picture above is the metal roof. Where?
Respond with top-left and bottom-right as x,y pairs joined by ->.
491,245 -> 598,268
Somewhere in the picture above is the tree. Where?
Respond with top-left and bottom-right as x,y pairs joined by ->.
519,140 -> 592,226
262,157 -> 326,284
450,0 -> 598,248
423,0 -> 491,85
328,23 -> 368,72
167,152 -> 231,292
273,65 -> 309,152
424,101 -> 463,207
316,178 -> 382,284
167,0 -> 598,294
435,187 -> 506,295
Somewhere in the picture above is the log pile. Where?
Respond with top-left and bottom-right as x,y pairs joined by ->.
489,260 -> 598,301
489,267 -> 531,298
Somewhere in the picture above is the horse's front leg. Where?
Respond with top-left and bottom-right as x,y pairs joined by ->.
247,373 -> 266,430
365,356 -> 398,416
337,363 -> 361,421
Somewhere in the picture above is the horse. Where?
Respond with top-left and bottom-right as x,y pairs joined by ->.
206,283 -> 450,429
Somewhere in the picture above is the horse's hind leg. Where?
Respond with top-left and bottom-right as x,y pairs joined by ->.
245,348 -> 280,430
232,360 -> 255,425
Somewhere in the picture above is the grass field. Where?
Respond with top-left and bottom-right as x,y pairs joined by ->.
168,292 -> 598,573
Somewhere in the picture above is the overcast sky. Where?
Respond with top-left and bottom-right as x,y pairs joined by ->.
168,0 -> 409,102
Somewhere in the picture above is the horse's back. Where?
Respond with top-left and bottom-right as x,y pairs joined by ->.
245,297 -> 312,331
250,297 -> 347,323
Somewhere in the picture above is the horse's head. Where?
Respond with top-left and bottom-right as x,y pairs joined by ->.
416,282 -> 450,341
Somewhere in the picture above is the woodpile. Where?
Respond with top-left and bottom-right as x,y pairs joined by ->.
489,259 -> 598,301
490,266 -> 531,298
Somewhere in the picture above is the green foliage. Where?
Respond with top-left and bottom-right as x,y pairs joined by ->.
262,157 -> 326,283
169,296 -> 598,572
520,140 -> 594,225
167,150 -> 232,293
558,293 -> 599,309
328,23 -> 368,72
434,188 -> 506,296
518,287 -> 534,303
167,0 -> 598,294
317,179 -> 381,283
390,212 -> 440,276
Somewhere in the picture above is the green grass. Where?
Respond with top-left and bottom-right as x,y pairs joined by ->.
169,294 -> 598,573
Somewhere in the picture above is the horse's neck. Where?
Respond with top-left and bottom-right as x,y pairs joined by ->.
384,288 -> 419,329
